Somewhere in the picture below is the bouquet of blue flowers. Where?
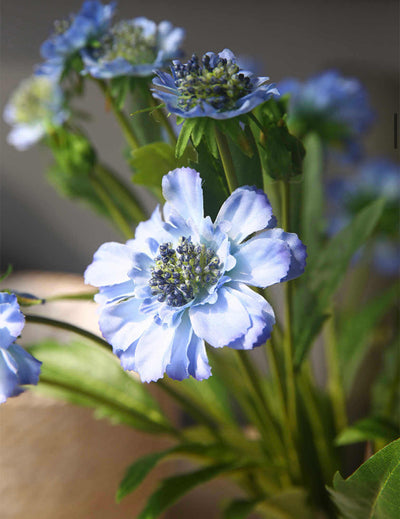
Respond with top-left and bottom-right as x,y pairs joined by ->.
2,2 -> 399,517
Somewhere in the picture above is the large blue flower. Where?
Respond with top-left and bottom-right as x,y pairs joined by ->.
152,49 -> 279,120
328,158 -> 400,275
3,75 -> 68,150
0,292 -> 42,403
278,70 -> 374,160
85,168 -> 306,382
82,17 -> 185,78
36,0 -> 116,80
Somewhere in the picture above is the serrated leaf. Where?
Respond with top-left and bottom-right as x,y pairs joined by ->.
338,283 -> 399,393
329,438 -> 400,519
293,199 -> 386,367
335,417 -> 399,446
137,462 -> 238,519
28,340 -> 171,434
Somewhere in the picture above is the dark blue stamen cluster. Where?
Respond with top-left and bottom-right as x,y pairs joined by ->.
171,54 -> 253,111
149,236 -> 221,307
100,21 -> 157,64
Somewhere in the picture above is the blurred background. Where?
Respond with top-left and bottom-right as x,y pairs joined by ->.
0,1 -> 399,518
1,0 -> 399,273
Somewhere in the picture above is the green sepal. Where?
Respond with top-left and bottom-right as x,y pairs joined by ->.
109,76 -> 132,110
176,118 -> 198,158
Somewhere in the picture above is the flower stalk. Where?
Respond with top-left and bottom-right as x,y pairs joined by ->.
215,126 -> 239,192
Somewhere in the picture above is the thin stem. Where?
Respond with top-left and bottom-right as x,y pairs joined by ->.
280,181 -> 298,437
25,314 -> 112,351
215,126 -> 239,192
90,175 -> 134,239
95,163 -> 147,223
96,79 -> 140,150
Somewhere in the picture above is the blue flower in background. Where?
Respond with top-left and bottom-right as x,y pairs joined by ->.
82,18 -> 185,78
3,75 -> 68,150
278,70 -> 374,160
0,293 -> 42,403
85,168 -> 306,382
328,158 -> 400,275
152,49 -> 279,120
36,0 -> 116,79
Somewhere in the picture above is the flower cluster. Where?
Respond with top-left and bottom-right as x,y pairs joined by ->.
3,75 -> 68,150
0,293 -> 42,403
152,49 -> 279,119
85,168 -> 306,382
279,70 -> 374,160
328,158 -> 400,275
82,17 -> 185,78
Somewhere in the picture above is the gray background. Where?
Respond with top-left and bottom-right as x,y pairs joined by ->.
1,0 -> 399,274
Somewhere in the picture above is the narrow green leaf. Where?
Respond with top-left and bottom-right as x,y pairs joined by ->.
0,264 -> 13,282
294,199 -> 386,367
338,283 -> 399,392
329,438 -> 400,519
335,417 -> 399,446
137,462 -> 237,519
190,117 -> 208,147
176,119 -> 197,158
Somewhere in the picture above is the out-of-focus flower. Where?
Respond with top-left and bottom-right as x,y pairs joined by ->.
0,293 -> 42,403
85,168 -> 306,382
36,0 -> 116,79
328,158 -> 400,275
82,18 -> 185,78
3,75 -> 68,150
152,49 -> 279,120
278,70 -> 374,160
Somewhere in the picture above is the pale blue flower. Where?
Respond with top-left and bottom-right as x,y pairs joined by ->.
85,168 -> 306,382
279,70 -> 374,160
82,18 -> 185,78
152,49 -> 279,120
3,75 -> 68,150
0,293 -> 42,403
328,158 -> 400,275
36,0 -> 116,80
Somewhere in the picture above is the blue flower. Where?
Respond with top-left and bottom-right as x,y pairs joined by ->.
152,49 -> 279,120
0,292 -> 42,403
82,18 -> 185,78
85,168 -> 306,382
328,158 -> 400,275
36,0 -> 116,80
279,70 -> 374,160
3,75 -> 68,150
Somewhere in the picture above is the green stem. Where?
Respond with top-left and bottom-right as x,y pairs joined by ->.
95,163 -> 147,223
96,79 -> 141,150
280,181 -> 298,437
325,310 -> 348,432
147,93 -> 177,146
25,314 -> 112,351
90,175 -> 134,239
215,127 -> 239,192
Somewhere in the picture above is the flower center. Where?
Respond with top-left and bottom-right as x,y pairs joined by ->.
52,18 -> 72,35
100,21 -> 157,64
172,54 -> 253,112
12,77 -> 55,124
149,236 -> 221,307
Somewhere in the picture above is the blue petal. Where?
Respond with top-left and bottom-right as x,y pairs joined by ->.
84,242 -> 135,287
189,286 -> 251,348
187,334 -> 211,380
7,123 -> 45,151
0,349 -> 20,402
95,281 -> 135,306
260,229 -> 307,282
231,235 -> 291,287
165,313 -> 193,380
162,168 -> 204,229
158,22 -> 185,54
225,283 -> 275,349
7,344 -> 42,385
0,293 -> 25,349
0,345 -> 41,403
215,186 -> 276,245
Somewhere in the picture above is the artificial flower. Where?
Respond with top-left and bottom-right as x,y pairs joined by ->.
0,292 -> 42,403
85,168 -> 306,382
152,49 -> 279,119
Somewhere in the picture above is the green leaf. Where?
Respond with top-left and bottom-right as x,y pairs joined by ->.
176,119 -> 197,158
335,417 -> 399,446
329,438 -> 400,519
130,141 -> 196,197
28,340 -> 171,434
137,462 -> 238,519
223,499 -> 258,519
337,283 -> 399,393
293,198 -> 386,367
0,264 -> 12,282
259,488 -> 314,519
